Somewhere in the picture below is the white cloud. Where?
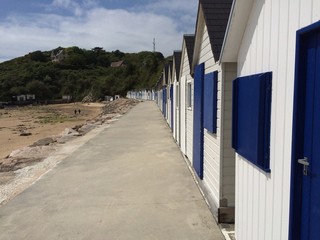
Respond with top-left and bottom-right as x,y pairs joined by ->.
0,1 -> 198,62
145,0 -> 198,14
51,0 -> 84,16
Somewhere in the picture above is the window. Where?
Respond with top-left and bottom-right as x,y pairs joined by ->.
232,72 -> 272,172
204,71 -> 218,133
187,82 -> 192,108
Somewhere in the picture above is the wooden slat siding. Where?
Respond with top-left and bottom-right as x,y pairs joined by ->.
175,83 -> 180,143
221,63 -> 236,206
180,75 -> 186,154
234,0 -> 320,239
183,35 -> 195,162
173,51 -> 182,142
180,36 -> 195,161
198,23 -> 223,211
186,74 -> 194,161
167,63 -> 172,126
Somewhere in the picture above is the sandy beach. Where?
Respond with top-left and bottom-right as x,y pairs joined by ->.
0,99 -> 139,205
0,102 -> 104,159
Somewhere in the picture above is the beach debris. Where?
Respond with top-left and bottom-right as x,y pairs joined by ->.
82,93 -> 95,103
19,132 -> 32,136
0,146 -> 57,172
29,137 -> 55,147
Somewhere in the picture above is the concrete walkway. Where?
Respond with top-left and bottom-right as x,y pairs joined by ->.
0,101 -> 224,240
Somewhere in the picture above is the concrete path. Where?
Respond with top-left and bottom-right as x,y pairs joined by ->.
0,101 -> 224,240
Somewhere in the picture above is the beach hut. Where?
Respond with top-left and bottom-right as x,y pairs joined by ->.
155,75 -> 163,110
166,62 -> 173,128
221,0 -> 320,239
190,0 -> 234,222
172,51 -> 182,142
179,34 -> 195,158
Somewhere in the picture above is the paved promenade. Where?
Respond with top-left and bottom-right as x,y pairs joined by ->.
0,101 -> 224,240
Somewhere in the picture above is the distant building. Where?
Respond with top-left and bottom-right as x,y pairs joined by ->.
51,50 -> 65,63
62,95 -> 72,101
14,94 -> 35,102
110,60 -> 125,68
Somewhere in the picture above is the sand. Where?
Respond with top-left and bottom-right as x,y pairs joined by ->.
0,102 -> 104,159
0,99 -> 139,206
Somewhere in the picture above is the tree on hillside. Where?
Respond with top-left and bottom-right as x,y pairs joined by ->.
26,80 -> 52,100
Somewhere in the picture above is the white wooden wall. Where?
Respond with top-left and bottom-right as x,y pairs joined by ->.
173,78 -> 177,139
186,74 -> 193,162
180,75 -> 186,155
221,63 -> 236,207
235,0 -> 320,239
175,82 -> 180,143
167,86 -> 171,125
158,90 -> 162,111
198,24 -> 222,211
180,40 -> 194,162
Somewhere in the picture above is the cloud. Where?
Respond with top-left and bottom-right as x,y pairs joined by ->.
0,1 -> 198,62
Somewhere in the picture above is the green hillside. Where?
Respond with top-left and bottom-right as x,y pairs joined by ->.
0,47 -> 165,101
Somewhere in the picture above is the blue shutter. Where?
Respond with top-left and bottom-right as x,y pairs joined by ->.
193,63 -> 205,179
170,85 -> 174,130
204,71 -> 218,133
232,72 -> 272,172
162,87 -> 167,117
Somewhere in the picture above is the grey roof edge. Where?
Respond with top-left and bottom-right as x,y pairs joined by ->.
173,50 -> 182,81
198,0 -> 233,62
183,34 -> 195,70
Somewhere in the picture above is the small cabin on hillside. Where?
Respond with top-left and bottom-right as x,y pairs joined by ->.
51,50 -> 64,63
110,60 -> 125,68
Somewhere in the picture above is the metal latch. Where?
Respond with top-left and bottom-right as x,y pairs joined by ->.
298,157 -> 309,176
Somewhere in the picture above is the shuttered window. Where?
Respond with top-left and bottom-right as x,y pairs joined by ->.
232,72 -> 272,172
187,82 -> 192,108
204,71 -> 218,133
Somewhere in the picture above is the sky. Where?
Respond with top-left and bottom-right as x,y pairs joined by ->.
0,0 -> 198,62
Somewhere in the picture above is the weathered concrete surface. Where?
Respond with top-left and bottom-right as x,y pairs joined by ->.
0,101 -> 224,240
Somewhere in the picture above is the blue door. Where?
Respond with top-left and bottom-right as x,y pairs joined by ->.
193,63 -> 204,179
170,85 -> 174,130
290,21 -> 320,240
162,86 -> 167,118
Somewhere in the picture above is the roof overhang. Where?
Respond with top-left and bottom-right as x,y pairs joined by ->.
220,0 -> 254,63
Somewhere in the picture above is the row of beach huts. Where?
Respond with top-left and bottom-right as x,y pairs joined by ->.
128,0 -> 319,239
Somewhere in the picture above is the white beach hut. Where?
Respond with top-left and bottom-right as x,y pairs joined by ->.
190,0 -> 234,222
172,51 -> 182,142
221,0 -> 320,239
179,34 -> 195,158
166,62 -> 173,128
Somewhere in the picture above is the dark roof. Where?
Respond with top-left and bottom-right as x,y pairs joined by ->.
184,34 -> 195,69
169,61 -> 173,83
164,63 -> 170,85
199,0 -> 233,61
173,51 -> 182,81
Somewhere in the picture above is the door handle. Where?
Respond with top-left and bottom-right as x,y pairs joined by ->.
298,157 -> 309,176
